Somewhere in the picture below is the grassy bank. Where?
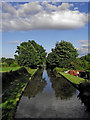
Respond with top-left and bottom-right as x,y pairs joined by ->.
54,67 -> 85,84
1,67 -> 38,120
0,67 -> 20,72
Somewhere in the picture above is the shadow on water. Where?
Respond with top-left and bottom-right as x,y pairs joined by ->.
23,69 -> 47,99
15,68 -> 90,118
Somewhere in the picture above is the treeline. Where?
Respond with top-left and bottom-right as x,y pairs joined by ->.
46,40 -> 90,70
0,57 -> 18,67
1,40 -> 89,70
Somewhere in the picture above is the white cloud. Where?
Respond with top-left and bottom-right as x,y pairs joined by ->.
8,41 -> 21,44
18,2 -> 43,17
77,40 -> 89,56
2,2 -> 16,15
80,40 -> 88,44
74,7 -> 78,10
2,2 -> 88,31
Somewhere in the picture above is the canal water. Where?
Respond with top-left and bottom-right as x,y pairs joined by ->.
15,68 -> 90,118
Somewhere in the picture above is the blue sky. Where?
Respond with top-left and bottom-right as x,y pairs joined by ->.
2,2 -> 88,58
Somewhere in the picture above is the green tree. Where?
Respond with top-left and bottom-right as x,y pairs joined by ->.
15,40 -> 46,68
1,57 -> 6,63
5,58 -> 15,66
66,54 -> 90,70
46,40 -> 78,68
30,40 -> 47,65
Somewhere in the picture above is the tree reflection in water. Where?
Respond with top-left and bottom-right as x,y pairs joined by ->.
47,69 -> 76,100
23,69 -> 47,99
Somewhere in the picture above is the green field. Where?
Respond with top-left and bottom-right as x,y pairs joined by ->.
0,67 -> 20,72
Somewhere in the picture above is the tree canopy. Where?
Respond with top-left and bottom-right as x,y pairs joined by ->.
46,40 -> 78,68
15,40 -> 47,68
1,57 -> 15,66
68,54 -> 90,70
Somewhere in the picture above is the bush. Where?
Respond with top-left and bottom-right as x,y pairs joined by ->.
2,63 -> 9,67
86,70 -> 90,79
0,63 -> 2,67
53,67 -> 68,73
10,63 -> 19,67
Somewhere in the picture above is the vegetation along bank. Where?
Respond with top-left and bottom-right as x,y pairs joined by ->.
1,67 -> 38,120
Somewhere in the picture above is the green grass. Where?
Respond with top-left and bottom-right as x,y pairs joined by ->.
60,72 -> 85,84
0,67 -> 20,72
25,67 -> 38,76
54,67 -> 85,84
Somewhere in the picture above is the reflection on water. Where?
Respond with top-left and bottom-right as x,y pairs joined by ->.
23,69 -> 47,99
47,69 -> 76,100
15,69 -> 90,118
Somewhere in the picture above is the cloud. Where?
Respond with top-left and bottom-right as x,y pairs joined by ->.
77,40 -> 89,56
74,7 -> 78,10
8,41 -> 21,44
2,2 -> 88,31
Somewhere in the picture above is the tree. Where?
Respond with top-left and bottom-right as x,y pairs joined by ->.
46,40 -> 78,68
5,58 -> 15,66
30,40 -> 47,65
15,40 -> 46,68
1,57 -> 6,63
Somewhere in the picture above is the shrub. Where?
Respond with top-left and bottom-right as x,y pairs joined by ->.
2,63 -> 9,67
86,70 -> 90,79
53,67 -> 68,73
10,63 -> 19,67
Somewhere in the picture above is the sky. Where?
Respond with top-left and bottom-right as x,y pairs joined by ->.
1,2 -> 89,58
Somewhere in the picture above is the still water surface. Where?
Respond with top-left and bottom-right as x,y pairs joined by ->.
15,69 -> 90,118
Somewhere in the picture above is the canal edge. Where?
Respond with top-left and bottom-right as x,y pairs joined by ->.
59,72 -> 79,90
13,68 -> 39,120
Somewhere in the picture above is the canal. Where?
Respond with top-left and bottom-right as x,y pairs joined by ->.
15,68 -> 90,118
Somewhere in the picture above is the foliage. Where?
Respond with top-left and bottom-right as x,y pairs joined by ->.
0,57 -> 19,68
15,40 -> 47,68
53,67 -> 68,72
67,54 -> 90,70
67,59 -> 88,70
86,70 -> 90,79
30,40 -> 47,65
1,57 -> 6,63
1,63 -> 9,67
46,40 -> 78,69
2,67 -> 37,120
10,62 -> 19,67
5,58 -> 15,66
80,54 -> 90,62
